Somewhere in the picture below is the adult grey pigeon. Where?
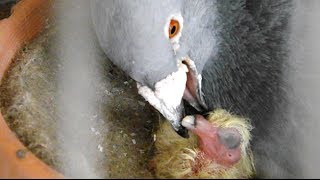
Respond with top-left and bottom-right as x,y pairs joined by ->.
91,0 -> 320,178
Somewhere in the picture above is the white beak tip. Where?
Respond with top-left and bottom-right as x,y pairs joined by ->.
182,115 -> 195,129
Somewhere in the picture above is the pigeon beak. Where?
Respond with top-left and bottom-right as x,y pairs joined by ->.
182,58 -> 207,113
137,61 -> 190,138
137,58 -> 207,139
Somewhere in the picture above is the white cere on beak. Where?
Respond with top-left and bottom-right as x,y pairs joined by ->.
164,13 -> 183,54
137,61 -> 188,130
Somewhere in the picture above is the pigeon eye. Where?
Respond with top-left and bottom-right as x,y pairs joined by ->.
169,19 -> 180,39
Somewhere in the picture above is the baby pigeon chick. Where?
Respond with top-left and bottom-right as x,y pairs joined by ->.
152,109 -> 255,178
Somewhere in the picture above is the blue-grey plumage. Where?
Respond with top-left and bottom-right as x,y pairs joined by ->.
91,0 -> 220,136
92,1 -> 186,136
91,0 -> 182,88
91,0 -> 302,178
199,0 -> 297,178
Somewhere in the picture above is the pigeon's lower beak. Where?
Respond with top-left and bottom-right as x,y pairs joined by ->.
171,103 -> 189,138
181,58 -> 207,113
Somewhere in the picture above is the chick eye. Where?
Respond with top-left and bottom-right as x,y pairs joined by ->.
169,19 -> 180,39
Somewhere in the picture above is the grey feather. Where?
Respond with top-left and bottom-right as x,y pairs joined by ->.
91,0 -> 182,88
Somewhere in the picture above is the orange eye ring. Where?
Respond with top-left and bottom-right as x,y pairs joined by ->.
168,19 -> 180,39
